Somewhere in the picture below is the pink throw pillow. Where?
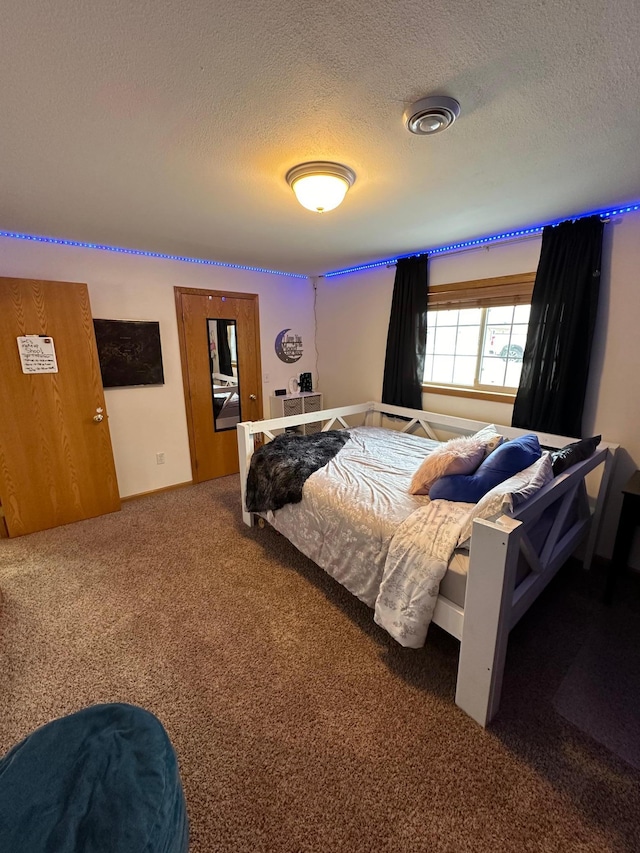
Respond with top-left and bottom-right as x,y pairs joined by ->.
409,435 -> 487,496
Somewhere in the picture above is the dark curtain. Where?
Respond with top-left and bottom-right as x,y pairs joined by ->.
511,216 -> 603,437
217,320 -> 233,376
381,255 -> 429,409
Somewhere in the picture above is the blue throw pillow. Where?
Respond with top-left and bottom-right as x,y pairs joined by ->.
430,433 -> 542,503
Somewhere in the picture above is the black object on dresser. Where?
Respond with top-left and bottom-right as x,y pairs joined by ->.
299,372 -> 313,392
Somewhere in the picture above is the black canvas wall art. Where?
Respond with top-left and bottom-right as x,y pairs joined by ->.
93,319 -> 164,388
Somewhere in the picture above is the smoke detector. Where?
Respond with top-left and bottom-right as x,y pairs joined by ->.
403,96 -> 461,135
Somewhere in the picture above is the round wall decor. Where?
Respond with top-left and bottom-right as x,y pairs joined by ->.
275,329 -> 303,363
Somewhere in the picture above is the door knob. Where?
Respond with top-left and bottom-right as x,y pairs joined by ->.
93,407 -> 104,423
249,394 -> 257,401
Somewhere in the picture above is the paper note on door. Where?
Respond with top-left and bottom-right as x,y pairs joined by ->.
17,335 -> 59,374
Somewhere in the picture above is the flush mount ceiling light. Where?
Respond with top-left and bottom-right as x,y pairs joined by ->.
286,161 -> 356,213
403,96 -> 461,135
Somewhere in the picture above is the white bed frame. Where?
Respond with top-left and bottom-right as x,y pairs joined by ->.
237,401 -> 618,727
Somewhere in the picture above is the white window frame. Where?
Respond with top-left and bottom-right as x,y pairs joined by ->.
423,272 -> 535,402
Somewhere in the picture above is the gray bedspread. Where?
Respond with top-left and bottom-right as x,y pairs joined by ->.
264,426 -> 471,647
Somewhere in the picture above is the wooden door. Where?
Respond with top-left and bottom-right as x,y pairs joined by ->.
175,288 -> 262,481
0,278 -> 120,536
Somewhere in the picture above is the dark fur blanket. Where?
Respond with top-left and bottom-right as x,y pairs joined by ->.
245,430 -> 350,512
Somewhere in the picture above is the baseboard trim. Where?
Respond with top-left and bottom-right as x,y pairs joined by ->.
121,481 -> 193,503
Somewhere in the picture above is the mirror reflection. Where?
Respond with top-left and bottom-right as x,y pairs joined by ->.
208,318 -> 241,430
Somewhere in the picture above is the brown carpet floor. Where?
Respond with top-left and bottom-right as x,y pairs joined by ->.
1,476 -> 639,852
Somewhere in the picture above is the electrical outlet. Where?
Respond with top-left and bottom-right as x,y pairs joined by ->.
156,452 -> 166,465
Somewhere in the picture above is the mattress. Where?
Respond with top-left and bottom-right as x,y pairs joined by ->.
440,549 -> 472,609
439,505 -> 561,608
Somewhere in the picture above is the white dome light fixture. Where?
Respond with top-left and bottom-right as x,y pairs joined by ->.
286,161 -> 356,213
403,96 -> 461,135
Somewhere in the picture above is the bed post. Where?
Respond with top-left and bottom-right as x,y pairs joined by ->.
237,421 -> 255,527
366,401 -> 382,428
455,516 -> 523,727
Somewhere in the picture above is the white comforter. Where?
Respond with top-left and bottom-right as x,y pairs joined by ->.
264,426 -> 471,648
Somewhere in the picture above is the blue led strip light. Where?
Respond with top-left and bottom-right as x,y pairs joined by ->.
3,200 -> 639,279
0,229 -> 307,279
324,202 -> 640,278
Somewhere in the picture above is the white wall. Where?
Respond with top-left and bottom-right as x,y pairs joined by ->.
0,239 -> 315,496
316,211 -> 640,561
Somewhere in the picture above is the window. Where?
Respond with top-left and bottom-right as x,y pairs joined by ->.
422,272 -> 535,399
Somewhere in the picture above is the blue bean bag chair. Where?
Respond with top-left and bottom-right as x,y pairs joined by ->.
0,703 -> 189,853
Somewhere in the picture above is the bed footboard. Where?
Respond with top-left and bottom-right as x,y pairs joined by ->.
456,442 -> 617,726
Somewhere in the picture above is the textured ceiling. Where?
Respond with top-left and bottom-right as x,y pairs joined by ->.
1,0 -> 640,275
